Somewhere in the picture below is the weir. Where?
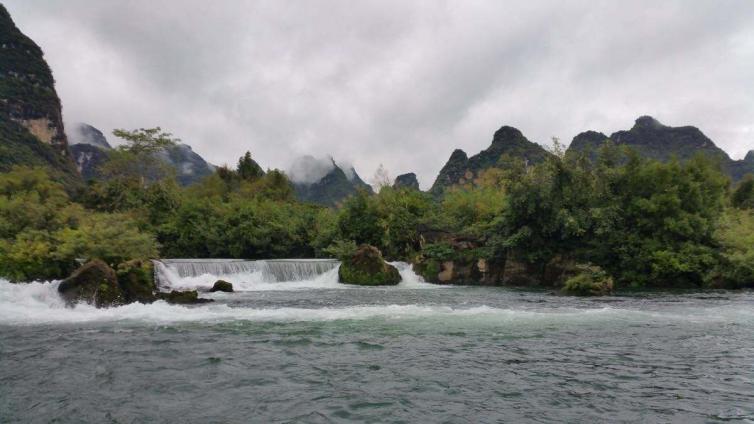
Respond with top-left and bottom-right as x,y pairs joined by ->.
153,259 -> 340,288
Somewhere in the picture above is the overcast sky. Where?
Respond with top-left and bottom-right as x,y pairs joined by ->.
5,0 -> 754,188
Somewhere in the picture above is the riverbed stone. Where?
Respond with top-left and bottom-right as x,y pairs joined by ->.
338,245 -> 401,286
210,280 -> 234,292
58,259 -> 124,308
155,290 -> 213,304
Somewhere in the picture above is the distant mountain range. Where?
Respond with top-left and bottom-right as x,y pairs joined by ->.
428,116 -> 754,195
568,116 -> 754,181
288,156 -> 373,207
68,123 -> 215,186
1,4 -> 752,204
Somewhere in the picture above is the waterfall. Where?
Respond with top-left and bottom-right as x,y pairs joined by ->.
153,259 -> 340,290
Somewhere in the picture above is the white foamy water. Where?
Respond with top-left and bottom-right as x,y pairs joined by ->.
2,277 -> 754,327
155,259 -> 438,291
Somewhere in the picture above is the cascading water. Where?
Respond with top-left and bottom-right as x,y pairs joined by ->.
153,258 -> 434,291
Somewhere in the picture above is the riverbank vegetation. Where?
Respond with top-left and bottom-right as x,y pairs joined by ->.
1,129 -> 752,290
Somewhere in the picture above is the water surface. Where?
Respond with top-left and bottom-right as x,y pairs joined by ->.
1,263 -> 753,423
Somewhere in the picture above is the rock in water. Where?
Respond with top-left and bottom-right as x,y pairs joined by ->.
116,259 -> 156,303
338,245 -> 401,286
58,260 -> 124,307
155,290 -> 213,304
210,280 -> 234,292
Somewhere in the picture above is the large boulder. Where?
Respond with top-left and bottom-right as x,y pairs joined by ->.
58,260 -> 124,307
209,280 -> 234,292
338,245 -> 401,286
116,259 -> 156,303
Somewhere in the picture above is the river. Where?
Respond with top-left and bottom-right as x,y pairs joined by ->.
1,261 -> 752,423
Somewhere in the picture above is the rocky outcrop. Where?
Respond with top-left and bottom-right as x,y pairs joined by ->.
58,259 -> 216,307
430,149 -> 469,196
210,280 -> 233,292
0,5 -> 80,188
393,172 -> 420,190
58,260 -> 124,307
69,143 -> 110,180
567,116 -> 754,181
338,245 -> 401,286
430,126 -> 551,195
69,123 -> 111,149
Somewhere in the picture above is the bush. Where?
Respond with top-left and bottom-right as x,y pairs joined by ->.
562,265 -> 614,296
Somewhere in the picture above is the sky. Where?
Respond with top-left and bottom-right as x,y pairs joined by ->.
5,0 -> 754,188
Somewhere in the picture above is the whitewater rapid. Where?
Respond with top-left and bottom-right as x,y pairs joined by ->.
3,259 -> 754,328
2,276 -> 754,327
154,260 -> 436,291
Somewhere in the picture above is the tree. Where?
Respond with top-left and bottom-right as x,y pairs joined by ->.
371,163 -> 391,192
337,190 -> 383,248
101,127 -> 179,185
112,127 -> 179,155
237,151 -> 264,181
731,174 -> 754,209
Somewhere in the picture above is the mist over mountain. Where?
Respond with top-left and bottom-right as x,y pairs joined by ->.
289,155 -> 372,206
68,123 -> 214,185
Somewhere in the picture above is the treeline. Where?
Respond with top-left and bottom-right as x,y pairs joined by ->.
1,129 -> 753,290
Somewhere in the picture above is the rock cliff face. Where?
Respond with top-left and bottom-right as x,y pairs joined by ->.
430,126 -> 550,195
69,123 -> 111,180
567,116 -> 754,181
393,172 -> 420,190
0,5 -> 80,187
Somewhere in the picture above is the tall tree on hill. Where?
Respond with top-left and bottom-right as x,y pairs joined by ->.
237,151 -> 264,181
100,127 -> 178,185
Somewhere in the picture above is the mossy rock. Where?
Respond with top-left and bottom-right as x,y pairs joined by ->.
413,259 -> 441,283
210,280 -> 234,292
562,265 -> 614,296
155,290 -> 213,305
58,259 -> 124,307
116,259 -> 156,303
338,245 -> 401,286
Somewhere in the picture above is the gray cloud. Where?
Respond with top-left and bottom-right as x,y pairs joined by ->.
5,0 -> 754,188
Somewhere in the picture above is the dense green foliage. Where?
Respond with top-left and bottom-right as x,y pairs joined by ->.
338,245 -> 401,286
1,134 -> 752,290
0,167 -> 158,281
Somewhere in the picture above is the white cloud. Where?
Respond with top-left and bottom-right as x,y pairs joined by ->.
5,0 -> 754,189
